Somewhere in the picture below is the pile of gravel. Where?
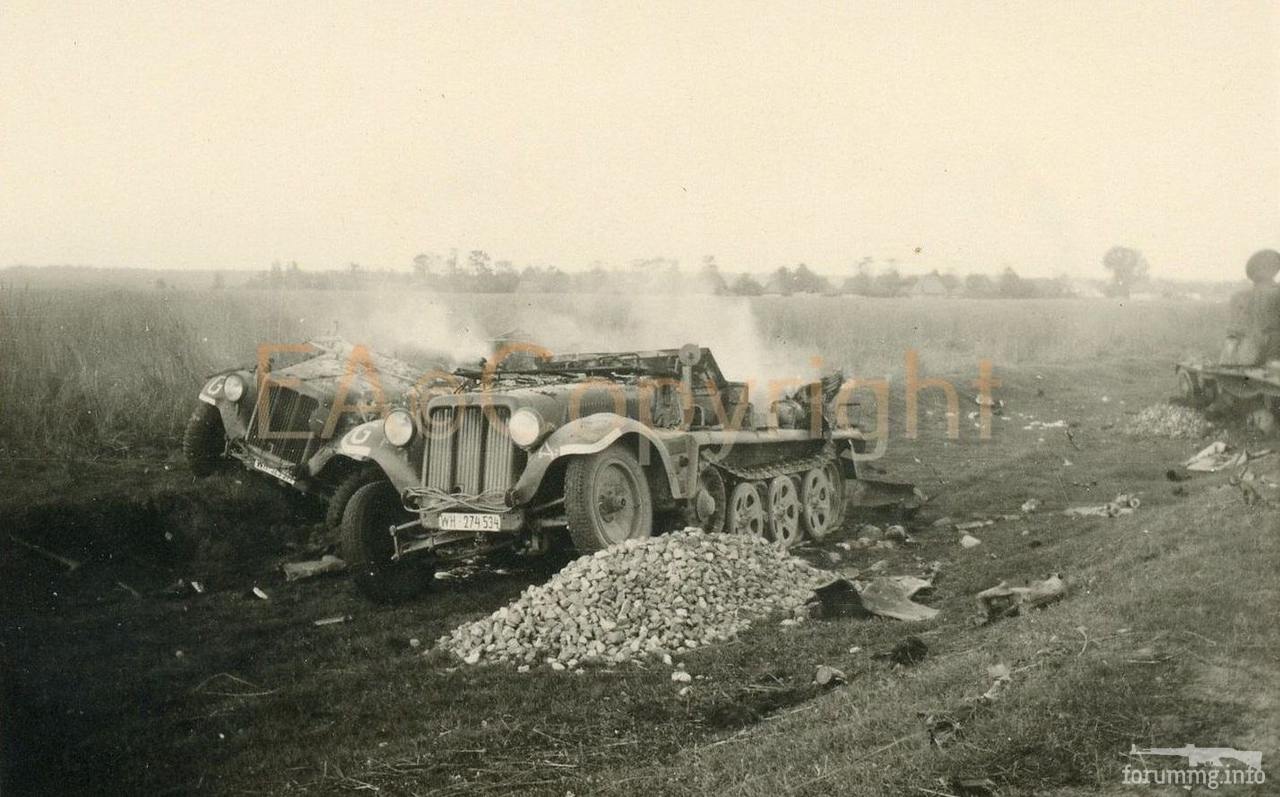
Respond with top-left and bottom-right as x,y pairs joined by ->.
441,528 -> 828,670
1124,403 -> 1212,439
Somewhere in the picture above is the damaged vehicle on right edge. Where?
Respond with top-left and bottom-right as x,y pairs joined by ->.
1175,249 -> 1280,432
333,343 -> 918,602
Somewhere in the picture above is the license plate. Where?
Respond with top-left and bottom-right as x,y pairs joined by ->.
251,459 -> 296,484
439,513 -> 501,532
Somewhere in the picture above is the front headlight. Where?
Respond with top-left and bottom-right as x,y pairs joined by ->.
508,408 -> 544,448
223,374 -> 245,402
383,409 -> 415,447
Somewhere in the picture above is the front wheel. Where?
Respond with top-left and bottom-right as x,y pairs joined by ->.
182,403 -> 227,477
340,481 -> 433,603
325,465 -> 382,530
565,444 -> 654,553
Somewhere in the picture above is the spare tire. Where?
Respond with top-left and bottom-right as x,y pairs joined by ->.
182,403 -> 226,477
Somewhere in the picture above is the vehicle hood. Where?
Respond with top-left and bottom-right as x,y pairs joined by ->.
432,379 -> 644,425
271,338 -> 437,402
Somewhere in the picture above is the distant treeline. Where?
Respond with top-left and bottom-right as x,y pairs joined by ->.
242,255 -> 1092,299
3,252 -> 1226,300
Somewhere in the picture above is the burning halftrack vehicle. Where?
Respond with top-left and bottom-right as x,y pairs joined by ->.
333,343 -> 901,601
184,338 -> 447,526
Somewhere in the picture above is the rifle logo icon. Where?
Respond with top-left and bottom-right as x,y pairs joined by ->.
1129,744 -> 1263,771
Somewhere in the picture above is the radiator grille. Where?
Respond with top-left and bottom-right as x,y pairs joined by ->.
423,406 -> 521,494
245,385 -> 318,464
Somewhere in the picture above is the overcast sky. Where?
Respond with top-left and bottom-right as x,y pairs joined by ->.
1,1 -> 1276,279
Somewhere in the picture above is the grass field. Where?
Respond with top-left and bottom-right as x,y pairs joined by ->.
2,285 -> 1271,796
0,284 -> 1224,456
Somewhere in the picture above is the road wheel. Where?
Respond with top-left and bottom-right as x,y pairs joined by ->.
800,467 -> 838,540
565,444 -> 654,553
1248,406 -> 1278,435
1177,370 -> 1204,407
727,481 -> 768,539
341,481 -> 432,603
182,403 -> 226,477
1201,378 -> 1219,407
766,476 -> 804,549
325,466 -> 382,530
824,461 -> 848,531
683,466 -> 727,533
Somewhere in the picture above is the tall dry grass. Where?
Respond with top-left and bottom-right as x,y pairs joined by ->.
0,284 -> 1224,456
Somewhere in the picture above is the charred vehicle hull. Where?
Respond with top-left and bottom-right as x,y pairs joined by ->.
335,344 -> 908,602
1175,359 -> 1280,432
1177,262 -> 1280,432
184,338 -> 444,524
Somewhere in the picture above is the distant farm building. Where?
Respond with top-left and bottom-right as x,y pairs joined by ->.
909,273 -> 951,298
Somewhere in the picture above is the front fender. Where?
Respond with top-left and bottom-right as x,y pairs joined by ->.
335,420 -> 418,493
197,371 -> 252,440
510,414 -> 688,505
